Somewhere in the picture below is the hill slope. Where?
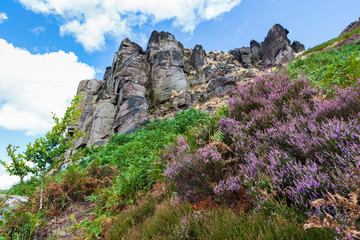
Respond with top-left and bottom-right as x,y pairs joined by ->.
1,20 -> 360,240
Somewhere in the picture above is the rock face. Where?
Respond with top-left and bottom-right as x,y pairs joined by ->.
74,79 -> 112,148
229,47 -> 253,68
340,17 -> 360,36
146,31 -> 189,105
110,39 -> 149,134
74,31 -> 191,147
250,40 -> 261,62
73,24 -> 304,147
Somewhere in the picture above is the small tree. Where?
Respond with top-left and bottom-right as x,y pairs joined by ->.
0,145 -> 36,198
24,95 -> 82,211
0,145 -> 33,185
1,95 -> 82,211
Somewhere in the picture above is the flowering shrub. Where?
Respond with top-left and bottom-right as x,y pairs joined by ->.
213,176 -> 242,205
220,72 -> 360,210
164,137 -> 225,202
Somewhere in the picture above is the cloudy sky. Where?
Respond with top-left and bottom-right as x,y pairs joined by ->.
0,0 -> 359,189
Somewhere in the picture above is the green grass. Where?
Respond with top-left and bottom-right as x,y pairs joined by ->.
287,39 -> 360,90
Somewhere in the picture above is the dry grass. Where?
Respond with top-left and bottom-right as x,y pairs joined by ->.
304,191 -> 360,238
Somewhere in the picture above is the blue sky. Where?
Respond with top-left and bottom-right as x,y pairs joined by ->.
0,0 -> 359,189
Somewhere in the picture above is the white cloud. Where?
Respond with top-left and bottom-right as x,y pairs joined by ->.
0,12 -> 8,24
30,26 -> 45,35
0,39 -> 95,135
0,174 -> 20,189
18,0 -> 242,52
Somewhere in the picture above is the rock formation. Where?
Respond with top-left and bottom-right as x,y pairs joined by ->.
73,31 -> 190,147
190,45 -> 207,70
230,24 -> 305,66
146,31 -> 189,106
73,24 -> 305,148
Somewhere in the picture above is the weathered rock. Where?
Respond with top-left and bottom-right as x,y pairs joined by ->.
175,91 -> 191,107
146,31 -> 189,105
110,38 -> 150,134
275,45 -> 296,64
260,24 -> 292,64
190,45 -> 207,70
114,96 -> 148,134
71,25 -> 306,149
75,39 -> 150,148
291,41 -> 305,53
250,40 -> 261,62
103,66 -> 112,81
204,66 -> 216,82
74,79 -> 108,148
88,100 -> 116,144
340,17 -> 360,36
229,47 -> 252,68
207,77 -> 237,98
74,106 -> 96,148
192,70 -> 206,85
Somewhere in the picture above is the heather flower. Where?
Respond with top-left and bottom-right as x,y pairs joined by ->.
214,175 -> 241,196
219,72 -> 360,210
163,137 -> 224,202
196,146 -> 221,164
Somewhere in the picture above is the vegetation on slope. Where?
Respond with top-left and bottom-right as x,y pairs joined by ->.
1,27 -> 360,240
287,27 -> 360,92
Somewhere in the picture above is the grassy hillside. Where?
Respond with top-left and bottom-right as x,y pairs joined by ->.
1,27 -> 360,240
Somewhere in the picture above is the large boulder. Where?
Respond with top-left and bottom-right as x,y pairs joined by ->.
250,40 -> 261,62
260,24 -> 293,64
190,45 -> 207,70
229,47 -> 252,68
275,45 -> 296,64
291,41 -> 305,53
207,77 -> 237,98
340,17 -> 360,36
146,31 -> 189,105
204,66 -> 216,82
